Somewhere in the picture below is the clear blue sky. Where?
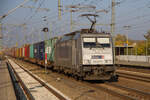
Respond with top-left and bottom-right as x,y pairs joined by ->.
0,0 -> 150,47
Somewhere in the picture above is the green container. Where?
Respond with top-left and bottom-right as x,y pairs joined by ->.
45,37 -> 57,62
30,44 -> 34,58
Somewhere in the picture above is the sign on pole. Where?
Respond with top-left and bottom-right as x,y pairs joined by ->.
45,53 -> 47,64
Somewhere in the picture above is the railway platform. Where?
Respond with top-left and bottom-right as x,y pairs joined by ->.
116,60 -> 150,68
0,60 -> 16,100
7,58 -> 70,100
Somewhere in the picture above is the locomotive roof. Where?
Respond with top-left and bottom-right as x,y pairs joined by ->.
59,29 -> 111,42
64,29 -> 111,36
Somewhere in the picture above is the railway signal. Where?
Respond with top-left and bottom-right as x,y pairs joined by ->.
42,27 -> 49,74
45,51 -> 48,74
42,27 -> 49,32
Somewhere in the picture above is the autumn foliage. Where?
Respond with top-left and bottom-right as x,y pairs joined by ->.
115,34 -> 147,55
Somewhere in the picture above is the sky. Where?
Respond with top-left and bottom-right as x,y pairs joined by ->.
0,0 -> 150,47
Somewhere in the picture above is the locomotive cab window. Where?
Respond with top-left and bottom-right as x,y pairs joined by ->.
83,38 -> 111,48
97,38 -> 110,48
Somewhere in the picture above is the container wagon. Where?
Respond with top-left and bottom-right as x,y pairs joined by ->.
29,44 -> 36,63
45,37 -> 58,68
34,41 -> 45,65
24,44 -> 30,61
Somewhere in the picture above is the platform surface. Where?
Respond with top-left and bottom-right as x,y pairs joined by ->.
8,59 -> 59,100
0,60 -> 16,100
116,60 -> 150,68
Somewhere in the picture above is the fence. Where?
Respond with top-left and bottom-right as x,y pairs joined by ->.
116,55 -> 150,63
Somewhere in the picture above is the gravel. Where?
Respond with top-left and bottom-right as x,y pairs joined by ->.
12,58 -> 122,100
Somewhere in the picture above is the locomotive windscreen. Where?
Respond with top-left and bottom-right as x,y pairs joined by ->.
83,38 -> 110,48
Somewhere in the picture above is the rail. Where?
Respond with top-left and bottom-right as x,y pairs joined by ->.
7,58 -> 71,100
105,83 -> 150,100
117,70 -> 150,82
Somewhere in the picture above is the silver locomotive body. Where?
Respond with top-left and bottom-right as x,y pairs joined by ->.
54,29 -> 117,80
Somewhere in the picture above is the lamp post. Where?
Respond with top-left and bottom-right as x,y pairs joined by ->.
42,27 -> 49,74
123,25 -> 131,54
144,31 -> 150,62
123,25 -> 131,62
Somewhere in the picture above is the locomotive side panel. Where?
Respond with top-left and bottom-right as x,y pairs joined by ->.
55,40 -> 73,68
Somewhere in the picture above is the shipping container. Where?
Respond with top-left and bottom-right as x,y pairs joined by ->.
10,47 -> 16,57
12,48 -> 15,57
45,37 -> 58,62
14,48 -> 16,57
17,48 -> 18,57
23,47 -> 25,57
19,48 -> 22,58
34,41 -> 45,60
25,44 -> 30,58
20,48 -> 23,58
30,44 -> 34,58
34,43 -> 38,59
17,48 -> 19,57
16,48 -> 18,57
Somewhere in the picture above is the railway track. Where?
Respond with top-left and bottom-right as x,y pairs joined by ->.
7,59 -> 71,100
116,69 -> 150,82
85,82 -> 150,100
105,83 -> 150,100
10,58 -> 150,100
84,69 -> 150,100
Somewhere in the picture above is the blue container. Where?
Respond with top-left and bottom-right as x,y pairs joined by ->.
34,41 -> 45,60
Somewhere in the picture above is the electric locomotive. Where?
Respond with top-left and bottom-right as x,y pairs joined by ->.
54,29 -> 118,81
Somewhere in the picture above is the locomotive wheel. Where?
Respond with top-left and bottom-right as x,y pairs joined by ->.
79,77 -> 83,81
109,75 -> 119,82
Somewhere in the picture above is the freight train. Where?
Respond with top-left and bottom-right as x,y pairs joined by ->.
6,29 -> 118,81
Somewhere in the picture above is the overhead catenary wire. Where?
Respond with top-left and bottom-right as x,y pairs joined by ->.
116,1 -> 150,22
3,0 -> 150,47
23,0 -> 46,24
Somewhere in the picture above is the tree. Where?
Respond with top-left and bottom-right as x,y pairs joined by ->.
115,34 -> 133,46
144,30 -> 150,55
115,34 -> 126,46
136,41 -> 145,55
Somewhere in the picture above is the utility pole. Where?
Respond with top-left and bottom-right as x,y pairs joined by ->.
123,25 -> 131,62
43,16 -> 49,40
0,23 -> 2,51
111,0 -> 116,64
146,39 -> 148,56
50,23 -> 52,38
70,9 -> 73,32
123,25 -> 131,55
16,34 -> 18,47
58,0 -> 61,20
